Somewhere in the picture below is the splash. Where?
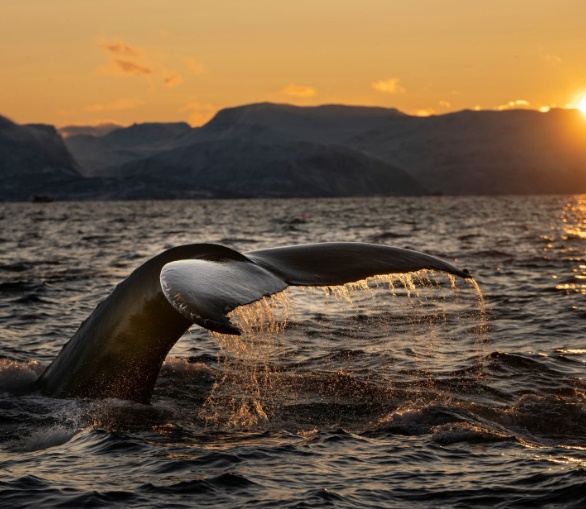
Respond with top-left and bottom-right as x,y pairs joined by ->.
467,278 -> 489,336
201,271 -> 489,429
0,358 -> 43,393
9,425 -> 78,452
199,293 -> 291,428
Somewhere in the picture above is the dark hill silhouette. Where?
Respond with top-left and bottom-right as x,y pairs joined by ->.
3,104 -> 586,200
0,116 -> 83,201
113,138 -> 425,199
180,102 -> 406,146
349,108 -> 586,194
64,122 -> 192,176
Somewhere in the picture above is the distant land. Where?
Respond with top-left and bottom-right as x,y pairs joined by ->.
1,103 -> 586,201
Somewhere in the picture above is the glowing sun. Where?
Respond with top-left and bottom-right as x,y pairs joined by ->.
577,95 -> 586,114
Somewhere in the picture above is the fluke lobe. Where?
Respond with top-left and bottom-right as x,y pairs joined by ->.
37,242 -> 471,403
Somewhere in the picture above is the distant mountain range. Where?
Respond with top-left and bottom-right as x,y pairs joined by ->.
1,103 -> 586,201
0,116 -> 82,201
64,122 -> 192,176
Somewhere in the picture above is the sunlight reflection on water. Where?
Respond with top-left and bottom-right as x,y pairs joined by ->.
554,195 -> 586,294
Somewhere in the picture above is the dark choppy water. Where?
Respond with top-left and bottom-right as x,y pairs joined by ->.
1,196 -> 585,508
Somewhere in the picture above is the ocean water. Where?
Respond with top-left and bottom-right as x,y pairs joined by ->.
0,195 -> 585,508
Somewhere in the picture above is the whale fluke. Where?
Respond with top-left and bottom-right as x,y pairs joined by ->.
161,259 -> 288,335
246,242 -> 471,285
163,242 -> 471,336
37,242 -> 471,403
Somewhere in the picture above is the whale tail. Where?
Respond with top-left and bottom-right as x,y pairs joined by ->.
161,242 -> 471,335
39,242 -> 471,402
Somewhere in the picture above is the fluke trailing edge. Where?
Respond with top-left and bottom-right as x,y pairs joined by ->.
37,242 -> 471,403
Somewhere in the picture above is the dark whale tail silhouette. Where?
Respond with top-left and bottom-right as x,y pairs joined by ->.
37,242 -> 471,403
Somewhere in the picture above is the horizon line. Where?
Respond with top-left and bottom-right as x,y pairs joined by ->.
4,101 -> 583,130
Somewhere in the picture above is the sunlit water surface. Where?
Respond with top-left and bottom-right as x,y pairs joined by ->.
1,196 -> 585,508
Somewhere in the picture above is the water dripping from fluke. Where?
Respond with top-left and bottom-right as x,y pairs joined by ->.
32,241 -> 480,420
201,270 -> 490,430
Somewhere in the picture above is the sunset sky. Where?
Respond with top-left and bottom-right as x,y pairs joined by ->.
2,0 -> 586,127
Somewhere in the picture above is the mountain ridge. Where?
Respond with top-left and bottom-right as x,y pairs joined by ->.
0,115 -> 83,200
2,103 -> 586,201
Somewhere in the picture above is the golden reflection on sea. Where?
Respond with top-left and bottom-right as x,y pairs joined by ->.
554,195 -> 586,295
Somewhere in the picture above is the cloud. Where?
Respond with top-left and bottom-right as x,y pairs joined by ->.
100,40 -> 143,57
98,37 -> 190,90
98,37 -> 201,93
83,98 -> 145,112
412,108 -> 436,117
184,57 -> 207,75
281,84 -> 317,98
181,101 -> 217,126
98,38 -> 153,77
372,78 -> 406,94
113,59 -> 152,76
497,99 -> 530,111
163,71 -> 183,87
439,100 -> 451,109
544,54 -> 562,66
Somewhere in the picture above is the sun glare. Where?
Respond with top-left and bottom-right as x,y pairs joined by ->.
577,95 -> 586,115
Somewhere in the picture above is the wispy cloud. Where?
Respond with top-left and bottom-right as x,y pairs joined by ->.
113,59 -> 152,76
98,38 -> 152,77
98,37 -> 184,87
497,99 -> 530,111
372,78 -> 406,94
100,40 -> 143,57
163,71 -> 183,87
83,98 -> 145,112
412,108 -> 435,117
181,101 -> 217,126
281,84 -> 317,98
184,57 -> 207,75
544,53 -> 562,66
538,46 -> 562,67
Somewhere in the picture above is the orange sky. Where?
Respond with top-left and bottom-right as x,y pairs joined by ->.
2,0 -> 586,126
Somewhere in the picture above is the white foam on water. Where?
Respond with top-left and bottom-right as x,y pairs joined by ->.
161,357 -> 214,376
0,358 -> 43,393
13,425 -> 78,452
